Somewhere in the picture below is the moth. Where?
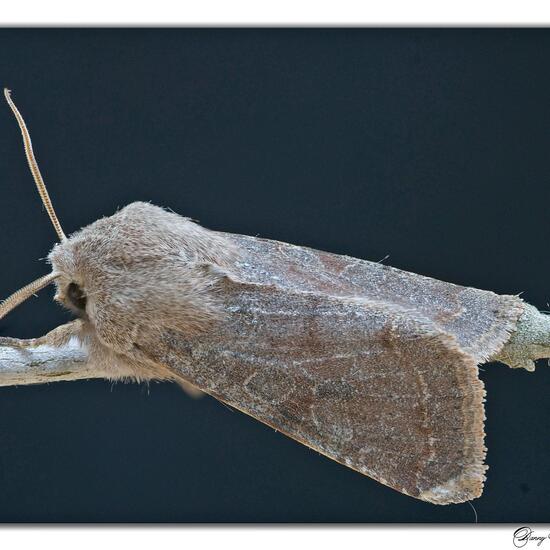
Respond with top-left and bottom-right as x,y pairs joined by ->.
0,89 -> 548,506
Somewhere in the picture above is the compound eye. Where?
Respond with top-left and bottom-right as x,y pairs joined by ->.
67,282 -> 87,311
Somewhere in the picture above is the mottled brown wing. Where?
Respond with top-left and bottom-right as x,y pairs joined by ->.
226,233 -> 524,364
152,275 -> 487,505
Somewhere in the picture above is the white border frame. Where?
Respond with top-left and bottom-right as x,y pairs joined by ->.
0,1 -> 547,547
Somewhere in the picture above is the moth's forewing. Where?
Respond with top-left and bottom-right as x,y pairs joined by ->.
151,283 -> 486,504
145,234 -> 524,504
228,234 -> 524,364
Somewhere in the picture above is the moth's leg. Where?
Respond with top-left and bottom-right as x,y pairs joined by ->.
0,319 -> 84,349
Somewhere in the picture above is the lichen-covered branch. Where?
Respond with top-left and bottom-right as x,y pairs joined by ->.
0,338 -> 96,386
492,304 -> 550,371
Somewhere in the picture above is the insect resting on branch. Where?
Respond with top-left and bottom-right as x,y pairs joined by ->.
1,89 -> 549,505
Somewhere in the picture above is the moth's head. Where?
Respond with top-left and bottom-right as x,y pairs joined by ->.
48,202 -> 234,345
0,89 -> 234,356
48,201 -> 186,320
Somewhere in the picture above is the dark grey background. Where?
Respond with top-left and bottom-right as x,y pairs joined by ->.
0,28 -> 548,522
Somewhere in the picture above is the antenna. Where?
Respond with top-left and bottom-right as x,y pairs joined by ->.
0,273 -> 60,321
4,88 -> 66,241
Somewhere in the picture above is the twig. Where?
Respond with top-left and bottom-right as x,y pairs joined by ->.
0,337 -> 95,386
0,304 -> 549,387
